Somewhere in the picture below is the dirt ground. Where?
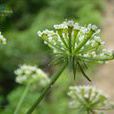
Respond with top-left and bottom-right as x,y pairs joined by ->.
93,0 -> 114,113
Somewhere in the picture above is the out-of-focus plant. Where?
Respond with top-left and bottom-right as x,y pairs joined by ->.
68,85 -> 114,114
26,20 -> 114,114
14,64 -> 50,114
0,32 -> 6,44
0,4 -> 12,17
15,64 -> 50,86
0,3 -> 12,25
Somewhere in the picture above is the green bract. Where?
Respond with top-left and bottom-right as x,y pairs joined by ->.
0,32 -> 6,44
37,20 -> 114,81
15,64 -> 50,86
68,86 -> 114,114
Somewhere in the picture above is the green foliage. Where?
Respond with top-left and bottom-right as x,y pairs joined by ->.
0,3 -> 12,29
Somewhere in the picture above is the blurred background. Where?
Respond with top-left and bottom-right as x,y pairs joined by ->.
0,0 -> 114,114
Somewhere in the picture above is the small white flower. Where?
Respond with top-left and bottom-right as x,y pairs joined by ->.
54,23 -> 68,29
0,32 -> 7,45
37,31 -> 42,37
81,27 -> 88,34
67,20 -> 74,27
94,36 -> 101,41
91,25 -> 98,31
73,23 -> 80,30
87,24 -> 97,31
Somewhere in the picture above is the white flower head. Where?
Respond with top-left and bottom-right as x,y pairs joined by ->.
68,85 -> 114,113
37,20 -> 114,81
15,64 -> 50,86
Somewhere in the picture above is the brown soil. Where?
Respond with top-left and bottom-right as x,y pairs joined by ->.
93,0 -> 114,113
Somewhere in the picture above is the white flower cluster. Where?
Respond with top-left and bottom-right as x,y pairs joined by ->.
15,64 -> 50,86
37,20 -> 114,63
68,85 -> 114,112
0,32 -> 6,45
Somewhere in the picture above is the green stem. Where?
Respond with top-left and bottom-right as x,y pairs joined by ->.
14,84 -> 30,114
26,62 -> 67,114
78,55 -> 114,61
75,31 -> 93,53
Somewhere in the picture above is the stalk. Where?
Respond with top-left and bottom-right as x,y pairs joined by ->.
87,111 -> 90,114
75,31 -> 93,53
91,111 -> 97,114
14,84 -> 30,114
26,62 -> 67,114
